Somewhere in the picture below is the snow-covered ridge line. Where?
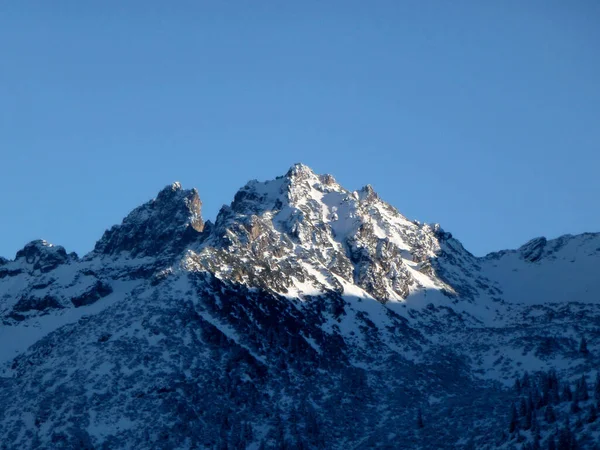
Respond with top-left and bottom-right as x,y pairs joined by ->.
3,164 -> 599,316
2,164 -> 597,267
1,163 -> 600,449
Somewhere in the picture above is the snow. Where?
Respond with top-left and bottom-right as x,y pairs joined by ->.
480,233 -> 600,306
0,279 -> 141,372
1,164 -> 599,449
87,412 -> 137,442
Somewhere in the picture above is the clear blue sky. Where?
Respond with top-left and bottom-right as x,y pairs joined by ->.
1,1 -> 599,258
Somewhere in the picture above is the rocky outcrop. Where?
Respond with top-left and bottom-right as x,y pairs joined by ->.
70,280 -> 113,307
94,182 -> 204,258
12,294 -> 63,313
14,240 -> 75,273
519,237 -> 548,262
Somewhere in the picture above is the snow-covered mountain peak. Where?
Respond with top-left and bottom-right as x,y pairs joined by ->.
221,164 -> 344,221
187,164 -> 462,302
285,162 -> 317,179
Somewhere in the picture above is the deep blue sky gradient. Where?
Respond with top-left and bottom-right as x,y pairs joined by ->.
1,1 -> 599,258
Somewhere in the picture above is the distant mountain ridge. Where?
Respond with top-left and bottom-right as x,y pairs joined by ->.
1,164 -> 599,449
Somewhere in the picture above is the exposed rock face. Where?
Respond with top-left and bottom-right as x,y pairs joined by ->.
70,280 -> 113,308
519,237 -> 548,262
0,165 -> 599,449
93,182 -> 204,258
13,295 -> 63,313
14,240 -> 74,273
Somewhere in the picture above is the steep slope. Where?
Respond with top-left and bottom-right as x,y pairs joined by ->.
0,164 -> 599,449
93,181 -> 204,258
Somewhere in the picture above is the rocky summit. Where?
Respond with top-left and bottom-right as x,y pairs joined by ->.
1,164 -> 599,449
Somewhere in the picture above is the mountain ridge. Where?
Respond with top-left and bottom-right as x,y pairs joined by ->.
1,164 -> 599,449
4,163 -> 595,268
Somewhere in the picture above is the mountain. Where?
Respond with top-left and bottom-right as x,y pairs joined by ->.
1,164 -> 599,449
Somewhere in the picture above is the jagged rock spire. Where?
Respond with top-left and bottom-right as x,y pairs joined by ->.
93,182 -> 204,258
285,162 -> 317,179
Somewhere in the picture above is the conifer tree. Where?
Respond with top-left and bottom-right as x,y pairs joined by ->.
562,384 -> 573,403
528,393 -> 536,413
242,422 -> 254,444
550,370 -> 559,391
576,375 -> 589,401
524,407 -> 533,430
509,403 -> 519,433
557,428 -> 569,450
587,403 -> 598,423
532,430 -> 541,450
515,378 -> 522,393
545,404 -> 557,424
574,416 -> 583,431
523,372 -> 531,389
515,430 -> 525,443
579,337 -> 589,354
229,420 -> 243,448
541,372 -> 551,399
551,385 -> 561,405
540,390 -> 550,409
520,398 -> 529,417
536,383 -> 545,408
417,408 -> 424,429
544,371 -> 560,405
273,414 -> 286,450
531,410 -> 539,433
